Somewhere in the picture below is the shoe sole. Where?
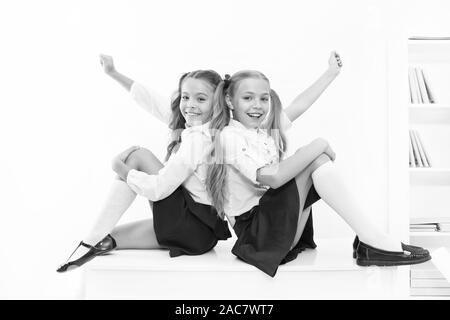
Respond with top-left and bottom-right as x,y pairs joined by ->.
57,247 -> 116,273
356,255 -> 431,267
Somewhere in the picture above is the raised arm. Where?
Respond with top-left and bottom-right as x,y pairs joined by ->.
99,54 -> 171,124
284,51 -> 342,123
100,54 -> 134,91
257,138 -> 335,189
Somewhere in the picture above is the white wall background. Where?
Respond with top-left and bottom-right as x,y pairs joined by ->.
0,0 -> 449,299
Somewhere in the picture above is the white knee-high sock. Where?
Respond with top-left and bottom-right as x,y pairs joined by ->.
311,161 -> 402,252
83,179 -> 137,246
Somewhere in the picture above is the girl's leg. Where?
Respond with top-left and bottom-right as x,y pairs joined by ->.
309,154 -> 402,251
291,154 -> 330,249
111,218 -> 161,249
69,148 -> 164,261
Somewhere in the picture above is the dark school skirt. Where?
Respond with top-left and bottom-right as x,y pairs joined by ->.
152,186 -> 232,257
231,178 -> 321,277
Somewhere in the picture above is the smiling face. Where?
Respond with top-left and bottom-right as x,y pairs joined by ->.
229,78 -> 270,129
180,78 -> 215,127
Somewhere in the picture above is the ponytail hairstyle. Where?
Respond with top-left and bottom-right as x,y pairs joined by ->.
206,74 -> 232,218
265,88 -> 287,159
206,70 -> 287,217
165,70 -> 222,161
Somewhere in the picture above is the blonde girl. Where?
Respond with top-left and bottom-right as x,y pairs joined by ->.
57,62 -> 231,272
207,52 -> 430,277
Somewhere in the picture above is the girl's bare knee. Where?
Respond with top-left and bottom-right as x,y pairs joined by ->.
125,148 -> 153,165
125,147 -> 162,174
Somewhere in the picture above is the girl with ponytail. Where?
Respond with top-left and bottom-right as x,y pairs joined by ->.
57,59 -> 231,272
210,51 -> 429,277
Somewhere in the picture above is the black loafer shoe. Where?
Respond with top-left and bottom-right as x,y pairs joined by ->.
94,234 -> 117,254
353,236 -> 359,259
57,234 -> 117,273
356,240 -> 431,267
352,235 -> 429,259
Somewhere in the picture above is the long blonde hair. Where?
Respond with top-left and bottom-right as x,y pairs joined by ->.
206,70 -> 287,216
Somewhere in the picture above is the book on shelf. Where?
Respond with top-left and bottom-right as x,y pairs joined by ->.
408,71 -> 414,104
415,68 -> 430,104
409,133 -> 416,167
408,67 -> 421,104
421,69 -> 435,103
413,130 -> 430,167
409,130 -> 431,167
408,67 -> 435,104
409,36 -> 450,40
409,130 -> 423,167
410,223 -> 450,233
410,223 -> 438,228
413,129 -> 432,167
410,224 -> 438,232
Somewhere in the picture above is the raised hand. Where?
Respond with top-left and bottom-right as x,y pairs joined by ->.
328,51 -> 343,76
99,54 -> 116,75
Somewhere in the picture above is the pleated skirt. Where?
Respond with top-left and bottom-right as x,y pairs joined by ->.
152,186 -> 231,257
231,178 -> 321,277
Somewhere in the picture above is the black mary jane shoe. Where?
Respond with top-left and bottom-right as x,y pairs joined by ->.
56,234 -> 117,273
355,240 -> 431,267
352,235 -> 429,259
94,234 -> 117,253
352,236 -> 359,259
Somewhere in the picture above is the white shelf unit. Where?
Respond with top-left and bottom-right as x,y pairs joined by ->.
407,38 -> 450,297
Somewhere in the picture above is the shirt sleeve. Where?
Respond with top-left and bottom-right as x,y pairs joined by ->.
126,130 -> 208,201
279,109 -> 293,132
130,81 -> 172,125
221,129 -> 268,185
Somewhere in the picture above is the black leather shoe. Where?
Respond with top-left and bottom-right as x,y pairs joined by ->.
356,240 -> 431,266
352,235 -> 429,259
353,236 -> 359,259
56,234 -> 117,272
94,234 -> 117,253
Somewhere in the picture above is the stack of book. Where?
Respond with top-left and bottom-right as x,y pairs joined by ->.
410,217 -> 450,233
409,36 -> 450,40
408,66 -> 435,104
409,129 -> 431,167
410,223 -> 438,232
410,260 -> 450,296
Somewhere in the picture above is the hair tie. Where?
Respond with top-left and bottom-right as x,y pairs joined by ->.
223,74 -> 231,89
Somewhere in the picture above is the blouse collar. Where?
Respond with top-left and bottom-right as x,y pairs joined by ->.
184,120 -> 213,137
229,119 -> 268,136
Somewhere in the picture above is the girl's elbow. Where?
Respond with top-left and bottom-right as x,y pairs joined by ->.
258,175 -> 281,189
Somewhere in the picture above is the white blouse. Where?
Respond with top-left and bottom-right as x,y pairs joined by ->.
130,81 -> 172,125
126,82 -> 213,205
221,112 -> 292,217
